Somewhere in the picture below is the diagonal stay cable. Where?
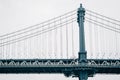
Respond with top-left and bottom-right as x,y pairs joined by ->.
0,17 -> 76,44
86,9 -> 120,23
0,18 -> 76,47
85,17 -> 120,31
0,9 -> 76,38
85,19 -> 120,34
86,13 -> 120,26
0,13 -> 76,40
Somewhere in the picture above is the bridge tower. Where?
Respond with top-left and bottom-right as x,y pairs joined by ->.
77,4 -> 88,80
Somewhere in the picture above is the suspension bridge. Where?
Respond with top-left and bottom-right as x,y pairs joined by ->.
0,4 -> 120,80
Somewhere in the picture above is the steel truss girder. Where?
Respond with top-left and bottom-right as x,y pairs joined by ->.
0,59 -> 120,76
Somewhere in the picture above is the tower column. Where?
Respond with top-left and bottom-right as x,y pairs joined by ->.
77,4 -> 88,80
79,71 -> 88,80
77,4 -> 87,64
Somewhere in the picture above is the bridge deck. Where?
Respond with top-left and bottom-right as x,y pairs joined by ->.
0,59 -> 120,77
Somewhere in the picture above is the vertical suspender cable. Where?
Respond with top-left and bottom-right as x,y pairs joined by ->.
88,14 -> 93,59
23,39 -> 25,58
0,39 -> 2,58
48,23 -> 51,59
26,39 -> 28,59
107,20 -> 111,59
114,23 -> 118,59
54,18 -> 57,59
5,38 -> 7,59
99,18 -> 103,59
7,38 -> 10,59
60,16 -> 63,58
44,24 -> 47,59
41,24 -> 45,59
92,15 -> 95,59
2,40 -> 4,58
46,24 -> 48,58
94,15 -> 99,59
66,16 -> 68,59
36,25 -> 39,58
29,33 -> 31,59
71,17 -> 75,58
14,36 -> 16,59
101,18 -> 106,59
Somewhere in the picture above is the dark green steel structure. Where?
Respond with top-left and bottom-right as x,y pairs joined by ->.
77,4 -> 88,80
0,4 -> 120,80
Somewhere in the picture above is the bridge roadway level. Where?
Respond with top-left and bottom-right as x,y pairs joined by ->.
0,59 -> 120,77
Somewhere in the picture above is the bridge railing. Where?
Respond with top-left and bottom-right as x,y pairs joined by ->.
0,59 -> 120,68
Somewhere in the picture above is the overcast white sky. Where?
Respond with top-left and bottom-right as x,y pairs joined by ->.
0,0 -> 120,80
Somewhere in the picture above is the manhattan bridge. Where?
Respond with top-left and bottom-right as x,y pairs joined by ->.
0,4 -> 120,80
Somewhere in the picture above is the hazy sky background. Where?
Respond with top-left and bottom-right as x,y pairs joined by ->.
0,0 -> 120,80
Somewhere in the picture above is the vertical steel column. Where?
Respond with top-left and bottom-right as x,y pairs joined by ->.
77,4 -> 87,63
79,71 -> 88,80
77,4 -> 88,80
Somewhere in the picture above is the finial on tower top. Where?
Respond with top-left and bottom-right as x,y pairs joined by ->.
80,4 -> 82,8
79,3 -> 85,11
